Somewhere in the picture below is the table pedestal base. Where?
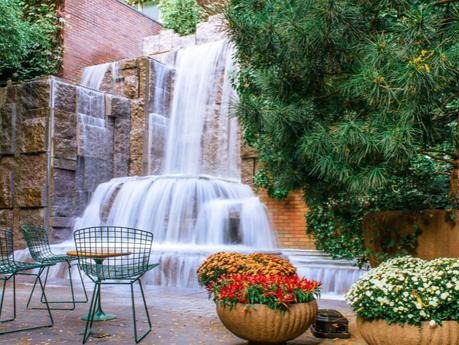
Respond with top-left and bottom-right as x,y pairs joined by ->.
81,309 -> 116,321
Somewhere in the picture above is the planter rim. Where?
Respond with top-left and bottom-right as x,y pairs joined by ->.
357,317 -> 459,326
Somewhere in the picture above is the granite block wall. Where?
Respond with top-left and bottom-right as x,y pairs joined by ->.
0,77 -> 131,246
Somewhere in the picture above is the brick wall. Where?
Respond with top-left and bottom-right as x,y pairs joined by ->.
61,0 -> 162,82
241,146 -> 315,249
259,190 -> 315,249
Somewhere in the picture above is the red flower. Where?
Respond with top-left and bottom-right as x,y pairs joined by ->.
208,273 -> 321,311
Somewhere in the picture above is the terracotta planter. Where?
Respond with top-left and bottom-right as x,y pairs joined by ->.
216,301 -> 318,344
357,318 -> 459,345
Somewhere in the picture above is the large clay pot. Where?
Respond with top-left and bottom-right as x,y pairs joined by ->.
216,301 -> 318,344
357,318 -> 459,345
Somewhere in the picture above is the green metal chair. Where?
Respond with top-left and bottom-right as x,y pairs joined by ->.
74,226 -> 158,344
21,225 -> 88,311
0,228 -> 54,335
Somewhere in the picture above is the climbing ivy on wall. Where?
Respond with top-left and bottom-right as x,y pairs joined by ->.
0,0 -> 62,84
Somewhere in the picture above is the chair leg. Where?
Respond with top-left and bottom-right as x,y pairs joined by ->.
82,282 -> 99,344
26,268 -> 40,310
131,279 -> 152,343
28,265 -> 68,311
33,262 -> 87,310
76,263 -> 89,303
67,261 -> 76,309
0,268 -> 54,335
39,265 -> 50,304
0,275 -> 16,323
36,267 -> 54,327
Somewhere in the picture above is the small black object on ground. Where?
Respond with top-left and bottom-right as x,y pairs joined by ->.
311,309 -> 351,339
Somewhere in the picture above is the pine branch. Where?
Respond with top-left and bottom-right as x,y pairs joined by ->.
436,0 -> 459,5
433,171 -> 452,176
369,11 -> 380,31
420,152 -> 457,166
433,91 -> 459,120
422,149 -> 459,158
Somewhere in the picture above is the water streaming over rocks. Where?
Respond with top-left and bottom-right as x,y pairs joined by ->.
30,40 -> 276,289
16,39 -> 366,296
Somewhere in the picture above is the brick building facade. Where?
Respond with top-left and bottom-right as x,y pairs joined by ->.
60,0 -> 162,82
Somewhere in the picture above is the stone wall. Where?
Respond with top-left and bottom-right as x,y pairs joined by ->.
0,77 -> 131,247
88,57 -> 153,176
143,16 -> 226,56
0,79 -> 50,247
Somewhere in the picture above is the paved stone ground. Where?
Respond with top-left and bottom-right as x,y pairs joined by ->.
0,280 -> 365,345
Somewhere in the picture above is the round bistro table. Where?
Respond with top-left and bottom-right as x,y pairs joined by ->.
66,250 -> 131,321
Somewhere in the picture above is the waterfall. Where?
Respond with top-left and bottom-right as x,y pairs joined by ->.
73,39 -> 276,288
162,40 -> 239,178
13,39 -> 366,296
80,63 -> 112,90
81,62 -> 120,89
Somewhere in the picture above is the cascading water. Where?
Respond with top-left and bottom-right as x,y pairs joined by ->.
15,39 -> 366,296
80,62 -> 120,92
74,40 -> 276,287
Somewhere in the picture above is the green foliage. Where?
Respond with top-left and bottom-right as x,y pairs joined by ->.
0,0 -> 30,76
224,0 -> 459,261
0,0 -> 62,84
159,0 -> 204,35
126,0 -> 159,6
347,257 -> 459,326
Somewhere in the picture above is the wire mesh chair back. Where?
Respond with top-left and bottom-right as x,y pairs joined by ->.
0,229 -> 14,268
0,229 -> 14,273
20,225 -> 54,262
74,226 -> 154,281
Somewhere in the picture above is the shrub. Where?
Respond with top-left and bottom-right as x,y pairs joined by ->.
223,0 -> 459,263
346,256 -> 459,326
159,0 -> 204,36
197,252 -> 296,287
208,273 -> 320,311
0,0 -> 62,84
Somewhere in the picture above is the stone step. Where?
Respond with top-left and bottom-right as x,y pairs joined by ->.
281,249 -> 369,298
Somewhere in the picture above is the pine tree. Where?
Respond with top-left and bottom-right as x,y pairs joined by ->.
224,0 -> 459,203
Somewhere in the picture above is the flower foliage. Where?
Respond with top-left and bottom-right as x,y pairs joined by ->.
346,256 -> 459,326
208,273 -> 320,312
197,252 -> 296,287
